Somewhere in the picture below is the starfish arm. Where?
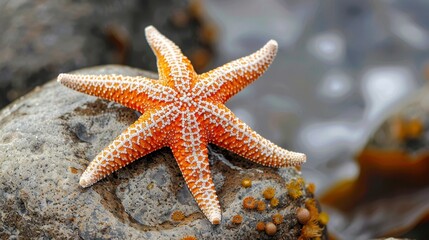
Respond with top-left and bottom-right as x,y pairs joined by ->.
170,113 -> 221,224
79,106 -> 179,187
58,73 -> 176,112
196,40 -> 278,103
145,26 -> 195,91
201,102 -> 306,167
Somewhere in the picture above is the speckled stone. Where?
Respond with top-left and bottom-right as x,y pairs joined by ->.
0,65 -> 324,239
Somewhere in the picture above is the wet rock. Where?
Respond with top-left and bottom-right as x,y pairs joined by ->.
0,65 -> 324,239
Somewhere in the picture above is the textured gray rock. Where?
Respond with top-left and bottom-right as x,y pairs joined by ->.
0,65 -> 324,239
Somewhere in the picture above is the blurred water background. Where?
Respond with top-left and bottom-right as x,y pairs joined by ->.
205,0 -> 429,239
1,0 -> 429,239
205,0 -> 424,186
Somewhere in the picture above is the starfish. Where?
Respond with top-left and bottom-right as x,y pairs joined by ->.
58,26 -> 306,224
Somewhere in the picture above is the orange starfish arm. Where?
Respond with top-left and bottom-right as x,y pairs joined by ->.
170,113 -> 221,224
58,26 -> 307,225
202,102 -> 306,167
58,73 -> 176,112
79,106 -> 178,187
196,40 -> 278,103
145,26 -> 196,91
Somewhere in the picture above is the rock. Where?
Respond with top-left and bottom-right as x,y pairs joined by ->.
0,0 -> 216,109
321,85 -> 429,238
0,65 -> 325,239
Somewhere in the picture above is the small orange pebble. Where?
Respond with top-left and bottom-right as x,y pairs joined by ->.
69,167 -> 78,174
256,200 -> 266,212
306,183 -> 316,194
318,212 -> 329,225
270,197 -> 279,207
262,187 -> 276,200
243,196 -> 257,210
232,214 -> 243,224
296,207 -> 310,224
171,210 -> 185,221
265,222 -> 277,236
181,236 -> 197,240
272,213 -> 284,225
256,221 -> 265,231
287,181 -> 303,199
241,178 -> 252,188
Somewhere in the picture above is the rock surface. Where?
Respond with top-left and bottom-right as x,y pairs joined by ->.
0,66 -> 324,239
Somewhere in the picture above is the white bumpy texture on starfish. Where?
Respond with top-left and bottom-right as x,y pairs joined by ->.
58,25 -> 306,225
